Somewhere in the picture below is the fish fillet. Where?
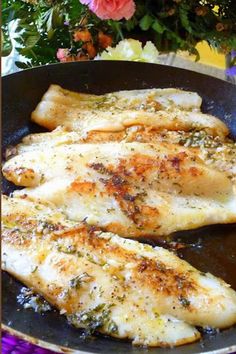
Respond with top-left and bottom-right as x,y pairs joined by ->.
8,127 -> 235,179
31,85 -> 228,137
3,142 -> 236,238
2,195 -> 236,347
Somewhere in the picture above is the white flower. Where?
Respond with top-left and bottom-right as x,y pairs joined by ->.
97,38 -> 159,64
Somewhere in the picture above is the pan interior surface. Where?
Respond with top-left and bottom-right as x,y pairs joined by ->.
2,61 -> 236,354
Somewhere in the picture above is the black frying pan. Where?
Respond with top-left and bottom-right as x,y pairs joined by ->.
2,61 -> 236,354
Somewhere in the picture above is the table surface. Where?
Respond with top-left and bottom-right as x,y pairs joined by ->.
2,331 -> 57,354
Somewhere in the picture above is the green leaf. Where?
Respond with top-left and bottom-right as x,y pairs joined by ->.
64,0 -> 84,24
15,61 -> 32,69
1,29 -> 12,56
47,28 -> 55,40
152,20 -> 165,34
125,18 -> 137,32
46,9 -> 54,35
179,3 -> 192,34
139,14 -> 153,31
39,8 -> 52,27
2,42 -> 12,56
107,20 -> 124,41
190,47 -> 200,62
25,34 -> 40,48
52,5 -> 64,28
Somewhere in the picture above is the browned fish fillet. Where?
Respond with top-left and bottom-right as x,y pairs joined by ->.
2,195 -> 236,347
8,127 -> 235,180
3,142 -> 236,238
31,85 -> 228,137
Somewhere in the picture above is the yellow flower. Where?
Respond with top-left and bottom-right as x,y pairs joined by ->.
99,39 -> 159,64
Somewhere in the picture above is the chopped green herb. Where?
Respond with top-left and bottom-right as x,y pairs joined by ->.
178,296 -> 191,307
67,303 -> 113,335
116,294 -> 126,303
17,287 -> 52,313
69,272 -> 93,289
31,266 -> 38,273
57,244 -> 76,254
108,320 -> 118,334
40,174 -> 45,184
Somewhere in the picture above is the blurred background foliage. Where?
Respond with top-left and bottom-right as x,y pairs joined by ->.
1,0 -> 236,68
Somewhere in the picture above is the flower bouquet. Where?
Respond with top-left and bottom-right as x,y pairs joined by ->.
1,0 -> 236,69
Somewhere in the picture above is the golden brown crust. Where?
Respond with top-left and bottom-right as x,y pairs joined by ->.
2,196 -> 236,346
3,140 -> 236,238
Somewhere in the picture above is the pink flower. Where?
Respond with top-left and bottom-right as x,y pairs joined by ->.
80,0 -> 135,20
56,48 -> 70,62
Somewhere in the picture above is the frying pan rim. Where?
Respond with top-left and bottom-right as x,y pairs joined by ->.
2,60 -> 235,88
